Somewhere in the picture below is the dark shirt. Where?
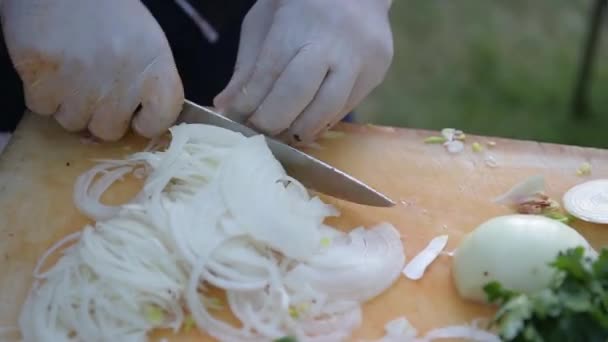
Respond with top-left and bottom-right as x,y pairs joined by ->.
0,22 -> 23,132
141,0 -> 257,105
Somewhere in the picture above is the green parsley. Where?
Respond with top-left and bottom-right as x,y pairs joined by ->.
273,336 -> 298,342
484,246 -> 608,342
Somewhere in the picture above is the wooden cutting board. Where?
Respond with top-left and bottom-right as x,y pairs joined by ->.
1,112 -> 608,341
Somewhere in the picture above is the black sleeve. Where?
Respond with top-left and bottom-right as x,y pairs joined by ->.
141,0 -> 256,106
0,22 -> 25,132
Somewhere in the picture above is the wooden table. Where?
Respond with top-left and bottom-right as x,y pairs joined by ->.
1,113 -> 608,341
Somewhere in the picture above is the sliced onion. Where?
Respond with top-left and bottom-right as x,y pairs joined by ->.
285,223 -> 405,302
20,122 -> 405,341
444,140 -> 464,154
218,135 -> 332,260
300,306 -> 362,342
73,163 -> 134,221
563,178 -> 608,224
33,231 -> 81,278
374,318 -> 499,342
402,235 -> 448,280
420,324 -> 500,342
484,155 -> 498,168
383,317 -> 417,340
441,128 -> 461,141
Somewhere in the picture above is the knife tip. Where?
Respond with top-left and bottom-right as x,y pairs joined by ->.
376,194 -> 397,207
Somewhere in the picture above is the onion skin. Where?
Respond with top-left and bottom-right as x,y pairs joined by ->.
452,214 -> 595,303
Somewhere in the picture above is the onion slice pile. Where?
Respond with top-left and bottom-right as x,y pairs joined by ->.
18,123 -> 405,342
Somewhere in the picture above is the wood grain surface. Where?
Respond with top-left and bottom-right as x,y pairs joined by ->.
1,113 -> 608,341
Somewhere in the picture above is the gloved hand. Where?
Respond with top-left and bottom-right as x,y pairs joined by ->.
214,0 -> 394,144
0,0 -> 184,141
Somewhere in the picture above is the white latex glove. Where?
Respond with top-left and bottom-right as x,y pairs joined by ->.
0,0 -> 184,141
213,0 -> 394,144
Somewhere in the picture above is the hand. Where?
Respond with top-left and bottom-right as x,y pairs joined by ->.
213,0 -> 394,144
0,0 -> 184,141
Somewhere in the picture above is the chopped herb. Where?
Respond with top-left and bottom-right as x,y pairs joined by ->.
289,302 -> 310,319
424,136 -> 447,144
484,246 -> 608,342
274,337 -> 298,342
542,210 -> 576,225
576,162 -> 592,177
182,315 -> 195,333
472,142 -> 483,153
533,198 -> 576,224
288,306 -> 299,319
320,237 -> 331,247
203,296 -> 224,310
143,305 -> 164,325
297,302 -> 310,313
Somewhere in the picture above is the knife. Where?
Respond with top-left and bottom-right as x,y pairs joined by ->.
177,100 -> 395,207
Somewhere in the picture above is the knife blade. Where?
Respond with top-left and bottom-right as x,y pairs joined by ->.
176,100 -> 395,207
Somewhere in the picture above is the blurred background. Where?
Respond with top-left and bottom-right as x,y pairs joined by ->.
358,0 -> 608,148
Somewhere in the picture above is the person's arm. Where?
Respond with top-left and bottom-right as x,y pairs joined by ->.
1,0 -> 184,141
214,0 -> 394,144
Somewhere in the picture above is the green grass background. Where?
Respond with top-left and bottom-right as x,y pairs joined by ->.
358,0 -> 608,148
